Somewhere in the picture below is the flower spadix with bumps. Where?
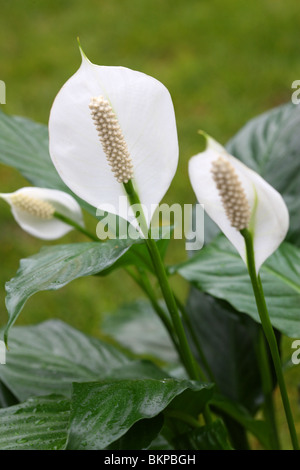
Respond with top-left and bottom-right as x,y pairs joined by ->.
10,192 -> 55,219
211,157 -> 250,231
89,96 -> 133,184
0,187 -> 84,240
189,133 -> 289,272
48,47 -> 178,227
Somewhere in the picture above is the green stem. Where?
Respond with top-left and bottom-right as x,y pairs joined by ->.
256,329 -> 281,450
123,181 -> 199,379
146,237 -> 204,380
241,228 -> 299,450
175,296 -> 215,383
54,211 -> 99,241
123,180 -> 213,425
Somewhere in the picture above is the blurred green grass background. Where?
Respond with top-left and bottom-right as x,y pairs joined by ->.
0,0 -> 299,447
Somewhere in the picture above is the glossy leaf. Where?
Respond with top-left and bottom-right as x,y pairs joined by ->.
106,415 -> 164,450
185,288 -> 265,414
102,299 -> 178,363
4,238 -> 135,343
0,319 -> 181,404
0,394 -> 70,450
173,419 -> 232,450
67,379 -> 213,450
173,235 -> 300,338
0,320 -> 130,401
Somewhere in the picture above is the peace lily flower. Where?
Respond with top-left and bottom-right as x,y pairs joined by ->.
188,133 -> 289,272
48,48 -> 179,229
0,187 -> 84,240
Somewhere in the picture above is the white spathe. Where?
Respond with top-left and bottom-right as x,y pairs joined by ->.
188,134 -> 289,272
48,49 -> 179,228
0,187 -> 84,240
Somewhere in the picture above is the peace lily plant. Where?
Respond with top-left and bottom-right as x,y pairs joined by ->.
189,134 -> 298,450
48,47 -> 205,410
0,45 -> 299,451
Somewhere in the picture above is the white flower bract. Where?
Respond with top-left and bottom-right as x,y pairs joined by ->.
188,134 -> 289,272
48,49 -> 179,228
0,187 -> 84,240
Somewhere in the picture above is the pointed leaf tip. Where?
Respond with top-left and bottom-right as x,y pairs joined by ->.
76,37 -> 89,63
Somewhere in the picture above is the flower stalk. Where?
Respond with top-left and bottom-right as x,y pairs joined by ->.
256,329 -> 281,450
53,211 -> 99,241
89,92 -> 210,400
123,179 -> 213,425
87,92 -> 205,388
241,228 -> 299,450
208,150 -> 297,449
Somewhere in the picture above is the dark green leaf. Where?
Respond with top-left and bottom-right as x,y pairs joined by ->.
4,238 -> 135,343
172,419 -> 232,450
0,394 -> 70,450
0,319 -> 179,403
106,360 -> 171,380
185,288 -> 264,414
0,320 -> 131,401
211,394 -> 272,449
226,102 -> 300,245
0,381 -> 18,408
102,299 -> 178,363
173,235 -> 300,338
106,414 -> 164,450
67,379 -> 213,450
